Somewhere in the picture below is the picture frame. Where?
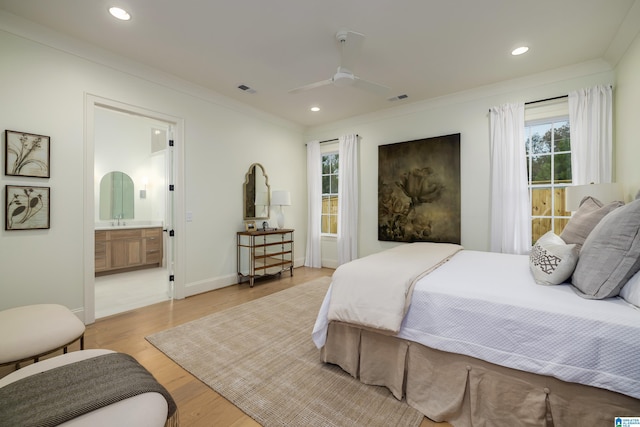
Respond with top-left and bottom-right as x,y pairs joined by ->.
244,220 -> 256,232
5,185 -> 50,230
378,133 -> 461,244
5,130 -> 51,178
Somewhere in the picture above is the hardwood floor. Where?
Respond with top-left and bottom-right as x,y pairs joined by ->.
1,267 -> 449,427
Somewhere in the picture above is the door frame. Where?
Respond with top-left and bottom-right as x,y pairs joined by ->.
83,94 -> 186,324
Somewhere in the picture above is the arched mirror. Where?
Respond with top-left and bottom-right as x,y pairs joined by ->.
243,163 -> 270,220
99,171 -> 135,220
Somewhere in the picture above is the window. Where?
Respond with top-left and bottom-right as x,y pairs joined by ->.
525,116 -> 572,244
321,152 -> 339,235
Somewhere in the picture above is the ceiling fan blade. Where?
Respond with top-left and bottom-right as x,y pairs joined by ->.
352,76 -> 391,96
288,79 -> 332,94
339,30 -> 364,73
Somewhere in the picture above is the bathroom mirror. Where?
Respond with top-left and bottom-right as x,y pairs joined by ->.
243,163 -> 270,220
99,171 -> 135,220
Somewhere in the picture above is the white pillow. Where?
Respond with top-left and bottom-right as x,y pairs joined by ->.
529,231 -> 579,286
620,270 -> 640,308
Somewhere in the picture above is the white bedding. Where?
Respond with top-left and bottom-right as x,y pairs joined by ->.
328,242 -> 461,333
313,249 -> 640,399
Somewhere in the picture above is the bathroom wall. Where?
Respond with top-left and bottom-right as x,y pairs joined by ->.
94,107 -> 168,225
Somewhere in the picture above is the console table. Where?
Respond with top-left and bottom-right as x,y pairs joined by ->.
237,229 -> 294,287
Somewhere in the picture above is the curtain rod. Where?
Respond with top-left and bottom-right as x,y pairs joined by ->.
305,134 -> 359,145
524,94 -> 568,105
489,95 -> 567,112
319,134 -> 359,144
490,85 -> 613,111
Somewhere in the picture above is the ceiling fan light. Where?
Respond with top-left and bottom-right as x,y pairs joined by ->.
109,7 -> 131,21
332,71 -> 355,87
511,46 -> 529,56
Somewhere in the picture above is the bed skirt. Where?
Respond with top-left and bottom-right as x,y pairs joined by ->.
321,322 -> 640,427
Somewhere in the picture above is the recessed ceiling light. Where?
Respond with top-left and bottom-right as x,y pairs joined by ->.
310,106 -> 320,112
109,7 -> 131,21
511,46 -> 529,56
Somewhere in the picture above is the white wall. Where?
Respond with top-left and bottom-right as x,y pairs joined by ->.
306,61 -> 618,257
0,13 -> 306,316
615,31 -> 640,200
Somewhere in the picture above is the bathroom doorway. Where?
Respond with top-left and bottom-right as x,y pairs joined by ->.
83,95 -> 185,324
94,107 -> 170,318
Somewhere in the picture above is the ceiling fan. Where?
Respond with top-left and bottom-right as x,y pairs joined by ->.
288,30 -> 391,96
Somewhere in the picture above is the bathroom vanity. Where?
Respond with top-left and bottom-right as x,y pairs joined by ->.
95,226 -> 163,275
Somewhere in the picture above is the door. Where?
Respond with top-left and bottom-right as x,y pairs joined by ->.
165,125 -> 176,299
84,95 -> 185,324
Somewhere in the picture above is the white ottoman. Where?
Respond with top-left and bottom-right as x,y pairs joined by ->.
0,304 -> 85,368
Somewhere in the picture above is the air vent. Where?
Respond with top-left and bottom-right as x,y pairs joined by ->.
237,84 -> 257,94
388,94 -> 408,102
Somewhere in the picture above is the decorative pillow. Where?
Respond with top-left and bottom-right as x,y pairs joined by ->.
529,231 -> 578,286
620,270 -> 640,308
572,198 -> 640,299
560,196 -> 623,251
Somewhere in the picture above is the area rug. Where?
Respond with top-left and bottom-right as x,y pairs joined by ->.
146,277 -> 424,427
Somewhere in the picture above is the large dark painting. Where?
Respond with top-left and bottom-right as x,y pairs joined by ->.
378,134 -> 460,243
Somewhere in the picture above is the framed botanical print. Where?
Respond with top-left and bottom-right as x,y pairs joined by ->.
5,130 -> 51,178
5,185 -> 50,230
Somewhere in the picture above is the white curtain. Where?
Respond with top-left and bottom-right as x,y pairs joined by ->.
568,85 -> 613,184
304,141 -> 322,268
489,103 -> 531,254
337,134 -> 358,265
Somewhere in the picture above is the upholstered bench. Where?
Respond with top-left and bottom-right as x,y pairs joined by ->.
0,304 -> 85,368
0,349 -> 178,426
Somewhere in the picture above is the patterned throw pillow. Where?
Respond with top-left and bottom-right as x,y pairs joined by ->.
529,231 -> 579,286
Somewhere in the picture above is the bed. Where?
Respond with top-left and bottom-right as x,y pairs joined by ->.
312,197 -> 640,426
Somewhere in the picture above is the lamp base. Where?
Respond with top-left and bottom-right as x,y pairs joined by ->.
276,211 -> 285,229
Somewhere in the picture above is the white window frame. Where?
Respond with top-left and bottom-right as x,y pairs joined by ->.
321,144 -> 339,237
525,106 -> 572,241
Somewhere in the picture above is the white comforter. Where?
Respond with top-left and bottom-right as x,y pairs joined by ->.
327,242 -> 462,334
313,249 -> 640,399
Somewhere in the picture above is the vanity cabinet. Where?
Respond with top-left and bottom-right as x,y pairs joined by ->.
237,229 -> 294,287
95,227 -> 163,275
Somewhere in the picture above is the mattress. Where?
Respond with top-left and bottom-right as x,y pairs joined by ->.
313,249 -> 640,399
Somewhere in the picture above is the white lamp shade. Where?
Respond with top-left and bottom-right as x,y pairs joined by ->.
271,190 -> 291,206
565,183 -> 623,212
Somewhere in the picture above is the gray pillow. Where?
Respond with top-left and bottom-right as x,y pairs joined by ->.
572,198 -> 640,299
620,270 -> 640,308
560,196 -> 623,251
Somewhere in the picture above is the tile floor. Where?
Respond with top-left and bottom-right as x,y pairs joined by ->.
94,267 -> 171,318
